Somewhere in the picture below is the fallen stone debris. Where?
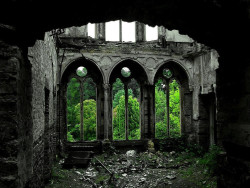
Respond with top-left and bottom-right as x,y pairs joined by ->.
46,148 -> 217,188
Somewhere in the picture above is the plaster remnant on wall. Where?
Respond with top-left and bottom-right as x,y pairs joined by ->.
100,56 -> 112,70
145,57 -> 157,69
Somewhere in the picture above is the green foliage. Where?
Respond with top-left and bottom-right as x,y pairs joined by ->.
83,99 -> 97,141
113,89 -> 133,108
83,78 -> 96,100
163,68 -> 173,78
72,99 -> 97,141
67,77 -> 97,141
67,131 -> 74,142
198,145 -> 222,175
121,67 -> 131,77
155,79 -> 167,139
67,124 -> 80,142
112,78 -> 124,100
155,79 -> 181,139
128,79 -> 140,99
113,95 -> 125,140
128,95 -> 140,140
112,78 -> 139,108
76,66 -> 87,77
67,78 -> 80,129
169,80 -> 181,137
67,75 -> 181,142
113,95 -> 140,140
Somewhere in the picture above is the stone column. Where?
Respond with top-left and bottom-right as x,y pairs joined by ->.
119,20 -> 122,42
61,84 -> 68,142
103,83 -> 112,141
158,26 -> 166,39
141,84 -> 150,139
96,23 -> 105,40
80,81 -> 84,141
96,85 -> 104,140
148,84 -> 155,139
136,22 -> 145,42
166,80 -> 170,137
209,98 -> 216,146
124,82 -> 129,140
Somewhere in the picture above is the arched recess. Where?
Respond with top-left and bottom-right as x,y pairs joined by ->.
154,61 -> 193,140
59,57 -> 104,145
109,59 -> 150,140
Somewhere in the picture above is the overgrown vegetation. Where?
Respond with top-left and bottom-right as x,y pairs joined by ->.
155,79 -> 181,138
66,76 -> 181,141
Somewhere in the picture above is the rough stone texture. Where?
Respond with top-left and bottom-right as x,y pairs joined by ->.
26,32 -> 58,187
1,0 -> 250,187
0,40 -> 33,188
57,28 -> 217,148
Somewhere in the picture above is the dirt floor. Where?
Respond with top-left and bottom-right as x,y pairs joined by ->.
45,149 -> 217,188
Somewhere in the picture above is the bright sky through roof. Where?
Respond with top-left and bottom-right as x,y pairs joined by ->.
105,21 -> 158,41
123,67 -> 130,72
88,23 -> 95,38
146,25 -> 158,41
122,21 -> 135,42
106,21 -> 120,41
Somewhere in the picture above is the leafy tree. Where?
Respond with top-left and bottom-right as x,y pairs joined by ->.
67,77 -> 97,142
113,95 -> 140,140
169,80 -> 181,137
155,79 -> 181,139
128,79 -> 140,99
155,79 -> 167,139
66,74 -> 180,142
83,78 -> 96,100
128,95 -> 140,140
113,89 -> 133,108
83,99 -> 97,141
112,78 -> 124,100
67,78 -> 81,130
112,78 -> 140,103
68,99 -> 97,141
113,96 -> 125,140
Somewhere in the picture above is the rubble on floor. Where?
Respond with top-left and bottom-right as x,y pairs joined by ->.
46,149 -> 217,188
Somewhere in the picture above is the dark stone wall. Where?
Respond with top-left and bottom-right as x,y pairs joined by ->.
0,41 -> 33,188
1,0 -> 250,187
26,32 -> 58,187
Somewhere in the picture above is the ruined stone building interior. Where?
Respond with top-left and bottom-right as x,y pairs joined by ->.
1,0 -> 250,187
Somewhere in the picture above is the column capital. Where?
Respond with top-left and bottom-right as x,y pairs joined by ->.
103,83 -> 111,90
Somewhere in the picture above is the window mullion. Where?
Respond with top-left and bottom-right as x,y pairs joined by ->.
80,81 -> 84,141
119,20 -> 122,42
166,79 -> 170,137
124,82 -> 129,140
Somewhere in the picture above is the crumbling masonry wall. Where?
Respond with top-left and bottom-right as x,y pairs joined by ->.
57,30 -> 219,148
26,32 -> 58,187
0,41 -> 32,188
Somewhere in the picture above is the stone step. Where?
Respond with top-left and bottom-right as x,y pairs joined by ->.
66,141 -> 102,153
63,151 -> 94,168
69,145 -> 95,151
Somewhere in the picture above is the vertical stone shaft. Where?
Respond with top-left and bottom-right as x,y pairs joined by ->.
148,85 -> 155,139
136,22 -> 145,42
119,20 -> 122,42
80,81 -> 84,141
125,83 -> 129,140
166,80 -> 170,137
103,84 -> 111,140
96,23 -> 105,40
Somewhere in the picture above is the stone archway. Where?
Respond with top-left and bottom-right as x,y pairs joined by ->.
109,59 -> 149,140
154,61 -> 193,141
60,57 -> 105,146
